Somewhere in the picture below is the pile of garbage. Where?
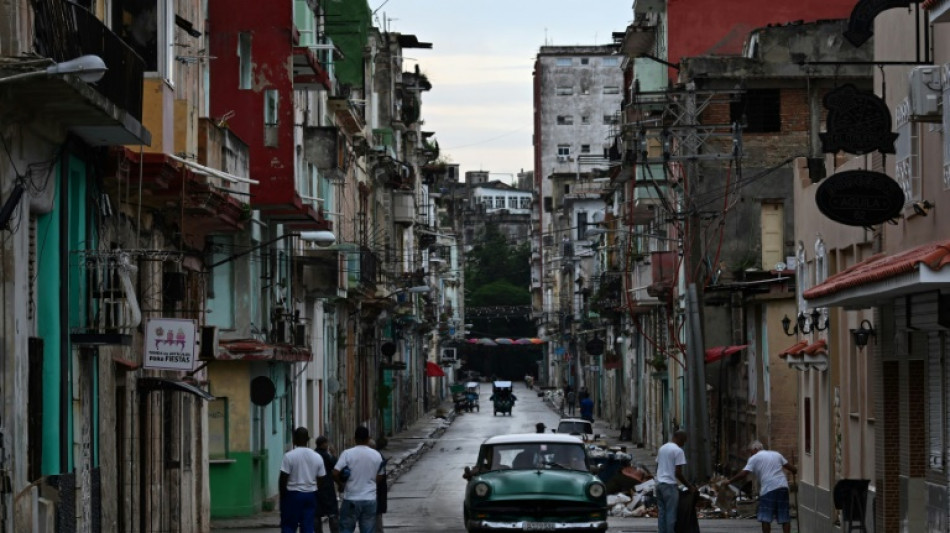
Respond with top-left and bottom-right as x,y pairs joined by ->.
592,446 -> 758,519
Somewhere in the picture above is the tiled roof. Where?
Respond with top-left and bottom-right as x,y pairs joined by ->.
803,240 -> 950,299
778,340 -> 809,359
803,339 -> 827,355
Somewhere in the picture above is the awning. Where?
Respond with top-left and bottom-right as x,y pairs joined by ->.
216,338 -> 312,363
426,361 -> 446,377
138,378 -> 215,401
704,344 -> 748,364
167,152 -> 258,185
804,240 -> 950,308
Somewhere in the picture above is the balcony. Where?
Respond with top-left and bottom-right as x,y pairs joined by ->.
11,0 -> 149,145
292,27 -> 332,91
328,97 -> 366,137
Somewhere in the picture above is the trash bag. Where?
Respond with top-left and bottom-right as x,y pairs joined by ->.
675,490 -> 700,533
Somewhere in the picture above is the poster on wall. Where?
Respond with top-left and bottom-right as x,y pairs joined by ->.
144,318 -> 197,371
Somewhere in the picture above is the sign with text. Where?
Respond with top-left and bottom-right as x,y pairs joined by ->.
815,170 -> 905,226
820,84 -> 897,155
144,318 -> 197,370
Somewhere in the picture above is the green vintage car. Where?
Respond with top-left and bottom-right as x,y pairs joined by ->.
463,433 -> 608,532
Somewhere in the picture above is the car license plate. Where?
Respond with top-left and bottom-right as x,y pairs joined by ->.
523,523 -> 554,531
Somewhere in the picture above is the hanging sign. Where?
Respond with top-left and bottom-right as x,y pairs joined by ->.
815,170 -> 905,226
144,318 -> 197,370
820,84 -> 897,155
845,0 -> 923,47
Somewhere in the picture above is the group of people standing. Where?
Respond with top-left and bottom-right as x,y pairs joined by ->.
278,426 -> 388,533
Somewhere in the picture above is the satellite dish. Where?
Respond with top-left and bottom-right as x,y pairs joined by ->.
250,376 -> 276,406
327,378 -> 340,394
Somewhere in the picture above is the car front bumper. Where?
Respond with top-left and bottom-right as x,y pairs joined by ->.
467,519 -> 608,531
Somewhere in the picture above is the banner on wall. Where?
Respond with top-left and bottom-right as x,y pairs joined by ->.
144,318 -> 197,371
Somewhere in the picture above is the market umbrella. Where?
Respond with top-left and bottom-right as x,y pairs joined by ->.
514,338 -> 534,345
495,338 -> 515,345
479,338 -> 498,346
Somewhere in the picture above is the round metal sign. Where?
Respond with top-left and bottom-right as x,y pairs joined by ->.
815,170 -> 905,226
380,341 -> 397,357
250,376 -> 276,406
586,337 -> 605,356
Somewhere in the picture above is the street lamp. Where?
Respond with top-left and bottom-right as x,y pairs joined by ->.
0,55 -> 107,85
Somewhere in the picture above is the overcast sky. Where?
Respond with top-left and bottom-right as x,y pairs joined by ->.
374,0 -> 633,183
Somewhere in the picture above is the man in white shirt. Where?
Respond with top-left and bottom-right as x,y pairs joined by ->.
279,427 -> 327,533
655,430 -> 696,533
723,440 -> 798,533
333,426 -> 384,533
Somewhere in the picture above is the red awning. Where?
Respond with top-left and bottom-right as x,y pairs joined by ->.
426,360 -> 446,377
704,344 -> 747,364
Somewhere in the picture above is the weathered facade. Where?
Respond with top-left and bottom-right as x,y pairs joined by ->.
532,45 -> 624,399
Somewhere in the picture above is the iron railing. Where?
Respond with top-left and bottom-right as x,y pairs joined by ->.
32,0 -> 144,121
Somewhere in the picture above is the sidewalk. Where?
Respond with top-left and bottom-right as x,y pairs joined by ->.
210,399 -> 457,530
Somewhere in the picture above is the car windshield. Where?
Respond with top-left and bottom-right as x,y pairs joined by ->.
558,421 -> 593,435
479,443 -> 589,472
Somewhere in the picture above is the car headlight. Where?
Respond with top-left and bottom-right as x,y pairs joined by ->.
474,482 -> 491,497
587,482 -> 605,498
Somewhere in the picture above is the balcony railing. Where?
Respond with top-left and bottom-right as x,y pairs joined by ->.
33,0 -> 144,121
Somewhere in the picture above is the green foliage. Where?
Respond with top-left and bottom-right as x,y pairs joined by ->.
465,223 -> 533,337
465,224 -> 530,289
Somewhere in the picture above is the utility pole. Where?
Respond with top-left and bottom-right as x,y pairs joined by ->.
628,82 -> 743,482
682,83 -> 711,482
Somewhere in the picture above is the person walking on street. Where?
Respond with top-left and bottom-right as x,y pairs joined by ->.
315,436 -> 340,533
566,389 -> 576,416
655,430 -> 696,533
722,440 -> 798,533
579,392 -> 594,422
279,427 -> 328,533
334,426 -> 384,533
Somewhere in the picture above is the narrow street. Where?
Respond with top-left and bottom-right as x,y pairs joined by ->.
379,383 -> 767,532
212,382 -> 771,532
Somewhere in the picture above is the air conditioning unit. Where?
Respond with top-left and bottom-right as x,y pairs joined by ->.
908,66 -> 941,119
557,155 -> 570,163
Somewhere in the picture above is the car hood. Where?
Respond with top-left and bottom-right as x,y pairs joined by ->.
474,469 -> 596,498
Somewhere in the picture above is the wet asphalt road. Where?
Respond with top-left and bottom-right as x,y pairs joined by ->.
215,382 -> 768,532
383,383 -> 766,532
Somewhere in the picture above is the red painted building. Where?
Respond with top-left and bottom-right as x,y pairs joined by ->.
666,0 -> 855,70
208,0 -> 331,229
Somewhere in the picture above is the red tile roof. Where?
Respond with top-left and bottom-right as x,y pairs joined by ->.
803,339 -> 827,355
778,340 -> 809,359
804,240 -> 950,299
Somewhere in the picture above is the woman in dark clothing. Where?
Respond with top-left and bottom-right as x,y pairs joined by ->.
314,436 -> 340,533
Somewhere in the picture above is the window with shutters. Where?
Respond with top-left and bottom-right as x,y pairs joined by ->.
760,202 -> 784,271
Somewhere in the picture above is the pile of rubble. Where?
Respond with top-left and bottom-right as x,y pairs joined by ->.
592,446 -> 758,519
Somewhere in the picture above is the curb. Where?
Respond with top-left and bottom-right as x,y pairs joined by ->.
386,408 -> 456,487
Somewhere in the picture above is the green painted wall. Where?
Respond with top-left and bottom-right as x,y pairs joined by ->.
36,170 -> 62,475
324,0 -> 371,88
210,452 -> 260,517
